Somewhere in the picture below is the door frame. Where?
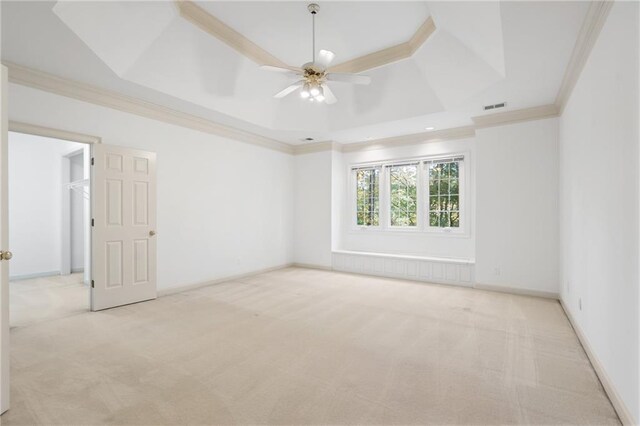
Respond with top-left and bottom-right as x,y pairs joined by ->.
61,147 -> 91,284
1,118 -> 101,415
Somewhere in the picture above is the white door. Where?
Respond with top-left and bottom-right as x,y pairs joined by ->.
91,144 -> 157,311
0,65 -> 10,414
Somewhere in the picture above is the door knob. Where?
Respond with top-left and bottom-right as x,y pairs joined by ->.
1,251 -> 12,261
149,230 -> 156,237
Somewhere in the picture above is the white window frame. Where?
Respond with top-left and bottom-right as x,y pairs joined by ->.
348,152 -> 469,236
424,156 -> 467,235
351,165 -> 382,229
386,162 -> 421,231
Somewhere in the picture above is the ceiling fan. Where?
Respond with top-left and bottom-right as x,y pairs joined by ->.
260,3 -> 371,104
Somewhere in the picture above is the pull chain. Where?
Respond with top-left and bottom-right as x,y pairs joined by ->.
312,11 -> 316,63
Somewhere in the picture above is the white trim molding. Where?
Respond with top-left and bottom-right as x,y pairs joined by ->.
175,1 -> 291,70
9,271 -> 61,282
291,262 -> 333,271
330,17 -> 436,74
471,104 -> 559,129
157,263 -> 294,296
560,300 -> 635,426
4,62 -> 294,155
555,1 -> 614,113
9,121 -> 101,145
176,0 -> 437,74
475,282 -> 558,300
293,141 -> 342,155
342,126 -> 476,153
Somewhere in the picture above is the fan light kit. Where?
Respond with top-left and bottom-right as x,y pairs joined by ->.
260,3 -> 371,104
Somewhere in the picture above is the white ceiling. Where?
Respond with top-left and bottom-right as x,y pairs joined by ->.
1,1 -> 589,145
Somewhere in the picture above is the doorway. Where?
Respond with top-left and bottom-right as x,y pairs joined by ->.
8,131 -> 90,327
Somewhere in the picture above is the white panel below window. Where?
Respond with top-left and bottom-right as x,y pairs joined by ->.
332,250 -> 475,288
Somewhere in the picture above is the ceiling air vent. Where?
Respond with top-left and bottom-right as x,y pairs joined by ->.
483,102 -> 507,111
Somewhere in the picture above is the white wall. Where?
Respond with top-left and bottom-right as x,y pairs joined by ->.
331,149 -> 345,252
475,118 -> 559,295
8,132 -> 83,278
8,84 -> 294,291
338,138 -> 476,260
558,2 -> 639,421
293,150 -> 332,268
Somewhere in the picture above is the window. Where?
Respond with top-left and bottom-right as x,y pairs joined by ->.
355,168 -> 380,226
427,160 -> 461,228
389,164 -> 418,227
350,154 -> 466,233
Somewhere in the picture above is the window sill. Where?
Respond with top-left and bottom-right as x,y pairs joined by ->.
348,227 -> 471,239
332,249 -> 475,265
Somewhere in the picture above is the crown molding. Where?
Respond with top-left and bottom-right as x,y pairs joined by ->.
9,120 -> 101,144
341,125 -> 476,153
293,141 -> 342,155
176,1 -> 436,74
555,1 -> 613,113
4,62 -> 294,154
329,17 -> 436,74
175,1 -> 291,69
471,104 -> 559,129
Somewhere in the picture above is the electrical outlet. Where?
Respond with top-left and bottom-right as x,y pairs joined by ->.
493,267 -> 501,276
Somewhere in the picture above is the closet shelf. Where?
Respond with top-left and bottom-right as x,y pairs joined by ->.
65,179 -> 90,200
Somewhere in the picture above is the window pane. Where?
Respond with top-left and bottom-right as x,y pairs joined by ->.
429,164 -> 440,179
439,212 -> 450,227
429,179 -> 438,195
439,197 -> 448,211
390,165 -> 418,227
429,196 -> 439,211
450,212 -> 460,227
441,163 -> 450,178
356,169 -> 379,226
439,179 -> 449,195
429,212 -> 439,226
450,162 -> 459,178
450,195 -> 459,210
450,178 -> 459,195
427,160 -> 462,228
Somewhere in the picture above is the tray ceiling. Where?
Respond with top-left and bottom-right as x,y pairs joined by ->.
1,1 -> 590,144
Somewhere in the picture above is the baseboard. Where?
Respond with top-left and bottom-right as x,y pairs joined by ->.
157,263 -> 294,297
474,283 -> 559,300
560,300 -> 635,425
291,262 -> 333,271
9,271 -> 60,281
71,267 -> 84,273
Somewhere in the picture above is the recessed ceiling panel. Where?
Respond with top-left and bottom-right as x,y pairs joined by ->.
196,1 -> 430,67
426,1 -> 506,77
53,1 -> 177,76
413,29 -> 504,110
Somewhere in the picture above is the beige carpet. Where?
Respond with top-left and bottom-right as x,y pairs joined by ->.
1,267 -> 620,425
10,273 -> 89,328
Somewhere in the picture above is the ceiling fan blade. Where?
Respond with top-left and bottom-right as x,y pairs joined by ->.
315,49 -> 336,69
322,84 -> 337,104
327,73 -> 371,85
260,65 -> 303,76
274,80 -> 304,98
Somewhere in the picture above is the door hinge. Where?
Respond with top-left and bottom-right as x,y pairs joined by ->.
91,218 -> 94,227
91,280 -> 95,288
91,157 -> 94,166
